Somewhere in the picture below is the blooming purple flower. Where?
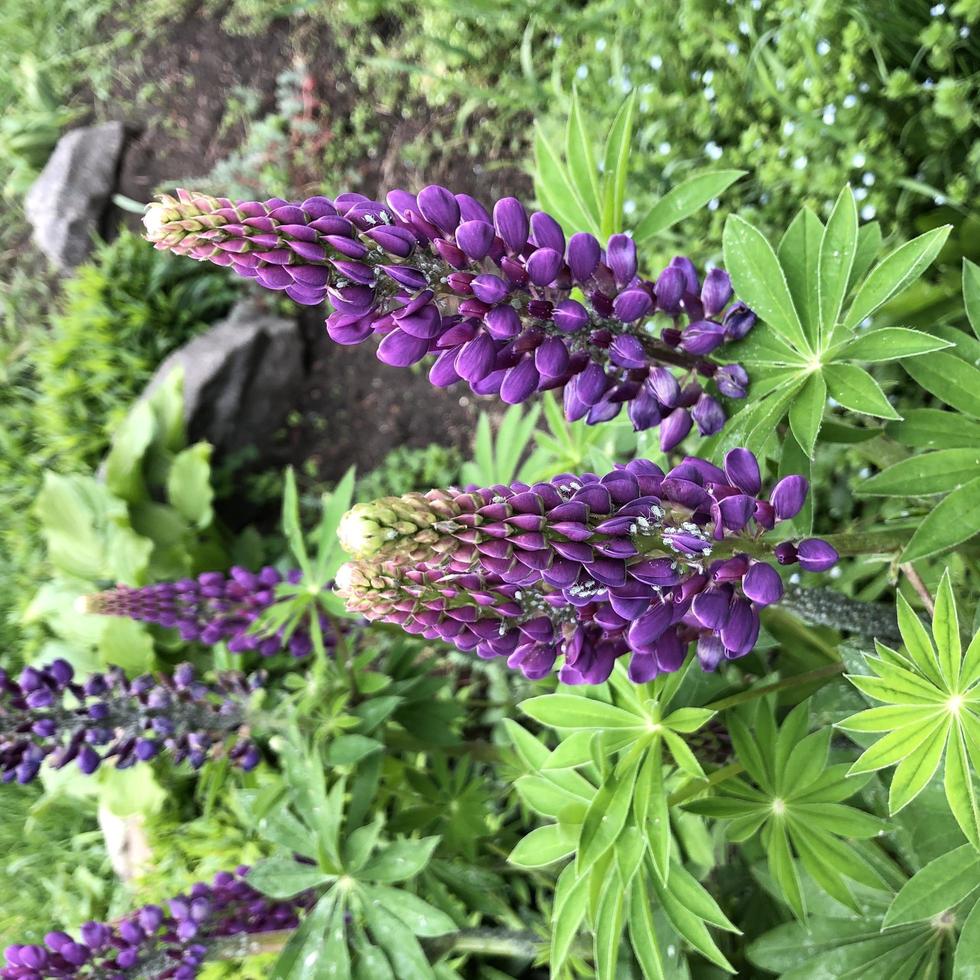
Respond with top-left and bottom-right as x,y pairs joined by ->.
335,450 -> 838,684
144,187 -> 755,439
0,660 -> 263,784
1,867 -> 310,979
83,567 -> 321,658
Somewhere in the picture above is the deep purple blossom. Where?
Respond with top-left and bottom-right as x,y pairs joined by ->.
335,450 -> 838,684
0,660 -> 262,784
83,567 -> 319,658
144,187 -> 754,443
1,867 -> 311,979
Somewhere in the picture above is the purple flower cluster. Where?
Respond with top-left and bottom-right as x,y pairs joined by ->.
144,187 -> 755,447
2,867 -> 310,979
336,450 -> 838,684
84,567 -> 317,658
0,659 -> 262,784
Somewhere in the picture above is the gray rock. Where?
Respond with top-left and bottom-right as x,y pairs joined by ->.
25,121 -> 126,270
146,298 -> 305,458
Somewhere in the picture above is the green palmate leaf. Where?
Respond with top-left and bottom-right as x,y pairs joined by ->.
946,728 -> 980,850
272,892 -> 336,980
888,725 -> 948,814
649,860 -> 735,972
519,694 -> 644,730
886,409 -> 980,450
248,857 -> 333,899
902,476 -> 980,561
360,837 -> 441,883
642,741 -> 671,880
166,443 -> 213,527
361,898 -> 436,980
778,207 -> 824,345
839,705 -> 945,734
104,399 -> 154,502
724,214 -> 810,353
614,826 -> 646,889
314,466 -> 356,580
594,872 -> 627,980
634,169 -> 745,245
858,448 -> 980,496
601,90 -> 636,237
902,351 -> 980,419
838,327 -> 953,362
933,570 -> 961,688
846,718 -> 946,776
788,371 -> 826,458
768,821 -> 806,919
551,863 -> 589,974
817,185 -> 858,343
964,258 -> 980,341
282,467 -> 313,578
628,877 -> 668,980
565,88 -> 602,223
955,897 -> 980,979
823,363 -> 900,419
363,885 -> 456,937
883,844 -> 980,928
508,824 -> 577,868
353,930 -> 394,980
847,221 -> 883,293
323,897 -> 352,980
577,755 -> 640,873
843,225 -> 952,330
533,125 -> 598,236
721,380 -> 800,455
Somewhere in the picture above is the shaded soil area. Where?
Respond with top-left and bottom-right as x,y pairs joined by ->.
104,3 -> 529,484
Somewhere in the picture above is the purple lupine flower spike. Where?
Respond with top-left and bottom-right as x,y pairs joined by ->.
82,566 -> 323,658
2,867 -> 312,979
0,661 -> 263,784
144,186 -> 755,439
335,449 -> 838,684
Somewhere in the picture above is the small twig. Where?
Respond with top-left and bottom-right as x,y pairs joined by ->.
900,563 -> 935,617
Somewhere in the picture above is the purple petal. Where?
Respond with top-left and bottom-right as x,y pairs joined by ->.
493,197 -> 529,252
770,475 -> 809,520
724,448 -> 762,495
417,184 -> 461,231
607,234 -> 637,286
660,408 -> 692,452
377,328 -> 430,367
701,267 -> 733,316
530,211 -> 566,252
526,247 -> 564,286
455,220 -> 496,260
566,232 -> 601,282
796,539 -> 839,572
742,562 -> 784,605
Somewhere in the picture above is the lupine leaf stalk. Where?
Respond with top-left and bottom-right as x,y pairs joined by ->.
0,659 -> 263,784
144,187 -> 756,447
336,451 -> 838,684
82,567 -> 323,658
1,867 -> 311,979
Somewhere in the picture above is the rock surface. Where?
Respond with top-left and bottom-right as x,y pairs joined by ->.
25,122 -> 126,270
147,298 -> 305,457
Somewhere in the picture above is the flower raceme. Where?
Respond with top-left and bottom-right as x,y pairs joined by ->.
0,659 -> 262,784
1,867 -> 310,979
82,566 -> 320,658
144,187 -> 754,448
335,451 -> 839,684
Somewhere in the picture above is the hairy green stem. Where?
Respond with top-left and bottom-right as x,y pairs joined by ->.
206,926 -> 542,965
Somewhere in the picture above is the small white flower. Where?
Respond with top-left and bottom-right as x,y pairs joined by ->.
707,198 -> 720,211
854,187 -> 868,201
649,54 -> 663,70
793,155 -> 808,170
624,199 -> 637,215
739,20 -> 751,34
703,69 -> 714,84
930,2 -> 945,14
705,86 -> 716,101
595,37 -> 607,52
861,204 -> 877,221
851,151 -> 866,167
783,120 -> 796,136
726,41 -> 740,56
816,39 -> 831,55
705,141 -> 723,160
862,171 -> 876,186
576,65 -> 589,80
658,141 -> 672,155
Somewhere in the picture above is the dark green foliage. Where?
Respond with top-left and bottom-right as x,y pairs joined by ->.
33,229 -> 237,472
356,444 -> 463,504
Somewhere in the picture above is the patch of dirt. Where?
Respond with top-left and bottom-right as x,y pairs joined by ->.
101,5 -> 531,486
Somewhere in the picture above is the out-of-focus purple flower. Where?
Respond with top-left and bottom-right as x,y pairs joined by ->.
0,661 -> 263,785
144,187 -> 755,441
1,868 -> 311,979
82,567 -> 324,658
335,451 -> 837,683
